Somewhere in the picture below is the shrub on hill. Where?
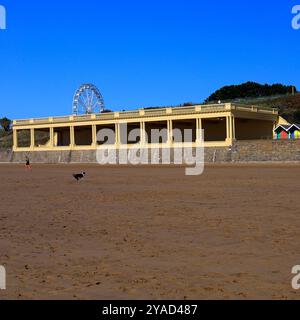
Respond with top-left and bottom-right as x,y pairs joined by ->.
0,117 -> 12,132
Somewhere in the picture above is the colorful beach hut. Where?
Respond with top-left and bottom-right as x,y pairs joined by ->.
274,125 -> 290,140
288,124 -> 300,140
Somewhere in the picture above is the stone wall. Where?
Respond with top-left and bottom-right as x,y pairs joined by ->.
0,149 -> 13,163
232,140 -> 300,162
203,140 -> 300,162
11,150 -> 72,164
1,140 -> 300,164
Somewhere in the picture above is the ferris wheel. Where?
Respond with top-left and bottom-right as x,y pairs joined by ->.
73,84 -> 105,115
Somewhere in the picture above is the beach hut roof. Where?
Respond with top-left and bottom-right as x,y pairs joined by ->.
288,124 -> 300,131
274,125 -> 290,132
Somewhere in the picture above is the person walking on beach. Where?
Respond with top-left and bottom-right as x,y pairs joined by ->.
25,156 -> 31,170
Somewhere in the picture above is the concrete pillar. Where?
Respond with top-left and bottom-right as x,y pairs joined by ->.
54,132 -> 58,147
92,125 -> 97,147
13,129 -> 18,150
226,117 -> 230,140
50,127 -> 54,147
115,123 -> 120,146
226,115 -> 236,143
232,115 -> 236,140
140,122 -> 146,145
168,120 -> 173,144
226,116 -> 232,143
30,128 -> 35,149
196,118 -> 203,143
140,122 -> 143,145
70,126 -> 75,147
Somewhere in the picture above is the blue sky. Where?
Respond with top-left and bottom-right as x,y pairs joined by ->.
0,0 -> 299,119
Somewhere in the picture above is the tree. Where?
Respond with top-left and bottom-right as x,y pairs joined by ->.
0,117 -> 12,132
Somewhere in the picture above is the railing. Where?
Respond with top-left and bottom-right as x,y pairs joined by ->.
233,104 -> 278,114
140,109 -> 167,116
54,116 -> 74,123
119,111 -> 141,119
95,113 -> 115,120
13,103 -> 278,126
14,120 -> 33,125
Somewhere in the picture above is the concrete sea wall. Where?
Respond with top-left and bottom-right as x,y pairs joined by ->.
1,140 -> 300,164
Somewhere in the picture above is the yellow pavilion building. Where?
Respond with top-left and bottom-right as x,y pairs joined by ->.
12,103 -> 281,152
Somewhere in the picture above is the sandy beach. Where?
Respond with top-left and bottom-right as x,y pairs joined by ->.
0,163 -> 300,300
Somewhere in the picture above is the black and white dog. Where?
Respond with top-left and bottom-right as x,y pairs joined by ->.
73,172 -> 86,181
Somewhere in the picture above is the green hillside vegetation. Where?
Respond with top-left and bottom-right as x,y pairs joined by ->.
237,94 -> 300,124
206,82 -> 296,102
204,82 -> 299,123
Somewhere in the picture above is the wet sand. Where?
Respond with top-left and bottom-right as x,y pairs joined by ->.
1,163 -> 300,300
